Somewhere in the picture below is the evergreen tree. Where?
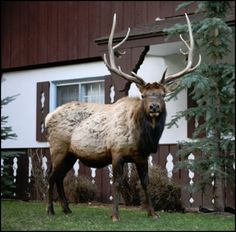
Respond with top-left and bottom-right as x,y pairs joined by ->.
1,95 -> 18,140
1,94 -> 19,197
164,1 -> 235,211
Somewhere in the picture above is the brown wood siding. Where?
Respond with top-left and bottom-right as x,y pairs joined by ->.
1,1 -> 197,70
47,2 -> 58,63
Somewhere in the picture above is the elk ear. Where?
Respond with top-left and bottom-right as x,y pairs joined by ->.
160,67 -> 168,84
136,83 -> 145,93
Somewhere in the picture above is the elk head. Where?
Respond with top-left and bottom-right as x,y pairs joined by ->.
103,13 -> 201,121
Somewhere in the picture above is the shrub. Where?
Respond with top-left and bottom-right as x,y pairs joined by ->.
63,171 -> 97,203
121,164 -> 184,212
121,163 -> 140,206
28,149 -> 48,200
139,165 -> 184,212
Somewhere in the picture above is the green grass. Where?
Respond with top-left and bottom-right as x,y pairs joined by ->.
1,200 -> 235,231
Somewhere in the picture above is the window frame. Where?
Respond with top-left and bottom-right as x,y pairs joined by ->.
54,76 -> 105,107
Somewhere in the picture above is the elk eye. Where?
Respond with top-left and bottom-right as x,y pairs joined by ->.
141,95 -> 144,99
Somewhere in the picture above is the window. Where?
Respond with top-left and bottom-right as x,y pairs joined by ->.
57,84 -> 79,106
81,82 -> 104,104
56,79 -> 104,106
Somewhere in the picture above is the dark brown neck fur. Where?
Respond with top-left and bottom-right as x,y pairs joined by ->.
134,102 -> 166,156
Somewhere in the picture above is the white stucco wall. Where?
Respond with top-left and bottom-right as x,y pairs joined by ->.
1,62 -> 110,148
1,50 -> 190,149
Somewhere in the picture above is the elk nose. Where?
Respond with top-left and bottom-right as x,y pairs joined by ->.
150,103 -> 160,112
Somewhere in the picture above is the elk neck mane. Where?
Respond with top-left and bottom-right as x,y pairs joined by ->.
133,99 -> 167,156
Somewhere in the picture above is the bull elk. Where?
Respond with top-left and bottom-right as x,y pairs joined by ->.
45,13 -> 201,221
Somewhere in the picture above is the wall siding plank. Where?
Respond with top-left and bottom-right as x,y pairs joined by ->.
57,2 -> 69,62
67,1 -> 79,60
18,1 -> 29,67
28,2 -> 39,65
88,1 -> 100,57
37,2 -> 48,65
100,1 -> 113,38
77,2 -> 89,59
159,1 -> 175,18
1,3 -> 11,68
9,1 -> 20,68
147,1 -> 162,22
134,2 -> 148,25
15,152 -> 29,200
111,1 -> 123,32
47,1 -> 58,63
123,1 -> 135,28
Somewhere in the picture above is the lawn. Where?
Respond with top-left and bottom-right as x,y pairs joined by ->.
1,200 -> 235,231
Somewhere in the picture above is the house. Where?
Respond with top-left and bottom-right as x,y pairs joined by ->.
1,1 -> 235,207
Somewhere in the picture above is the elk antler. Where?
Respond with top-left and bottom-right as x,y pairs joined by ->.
103,13 -> 146,87
160,13 -> 201,84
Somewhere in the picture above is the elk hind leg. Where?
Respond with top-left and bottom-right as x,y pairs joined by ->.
112,158 -> 124,222
55,153 -> 77,214
47,149 -> 69,215
47,164 -> 57,215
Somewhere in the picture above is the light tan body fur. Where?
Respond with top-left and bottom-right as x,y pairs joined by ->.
46,97 -> 143,169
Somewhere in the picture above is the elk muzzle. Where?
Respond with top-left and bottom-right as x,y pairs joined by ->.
142,94 -> 165,119
149,103 -> 161,117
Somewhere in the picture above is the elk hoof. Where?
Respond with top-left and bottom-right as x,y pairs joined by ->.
47,207 -> 55,216
63,207 -> 72,214
148,212 -> 160,219
151,214 -> 160,219
111,215 -> 120,222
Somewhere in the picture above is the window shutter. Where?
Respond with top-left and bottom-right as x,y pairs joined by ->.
36,82 -> 50,142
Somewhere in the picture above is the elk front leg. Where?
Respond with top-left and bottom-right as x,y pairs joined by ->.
111,158 -> 124,222
136,161 -> 159,219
